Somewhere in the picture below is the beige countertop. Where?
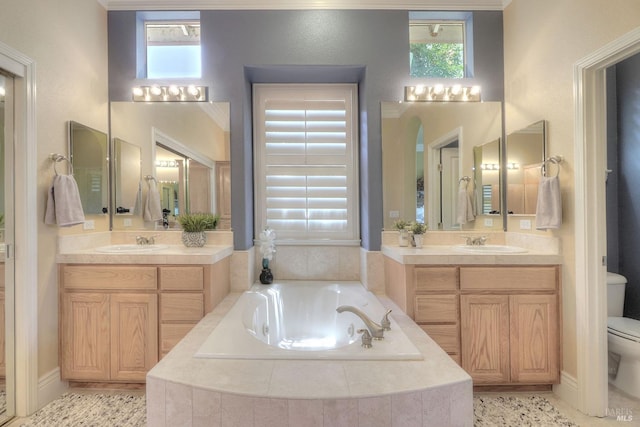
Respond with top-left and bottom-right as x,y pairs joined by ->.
381,244 -> 563,265
56,244 -> 234,265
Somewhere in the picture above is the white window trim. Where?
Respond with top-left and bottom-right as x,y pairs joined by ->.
253,83 -> 360,245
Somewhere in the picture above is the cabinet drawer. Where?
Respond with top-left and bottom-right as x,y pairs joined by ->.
460,266 -> 557,292
414,294 -> 458,323
62,265 -> 157,291
415,267 -> 458,292
420,324 -> 459,354
160,323 -> 197,356
160,293 -> 204,322
159,266 -> 204,291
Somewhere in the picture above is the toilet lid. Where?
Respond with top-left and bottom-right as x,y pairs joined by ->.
608,317 -> 640,342
607,272 -> 627,285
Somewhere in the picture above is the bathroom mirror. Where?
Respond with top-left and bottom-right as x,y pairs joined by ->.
109,102 -> 230,230
382,101 -> 503,231
505,120 -> 547,215
112,138 -> 141,216
69,121 -> 109,215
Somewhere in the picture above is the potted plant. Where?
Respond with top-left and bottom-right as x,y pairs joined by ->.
177,212 -> 220,247
409,221 -> 428,248
393,219 -> 410,247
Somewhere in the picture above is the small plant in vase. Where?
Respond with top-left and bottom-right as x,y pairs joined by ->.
409,221 -> 428,248
258,227 -> 276,284
393,219 -> 410,247
177,212 -> 220,247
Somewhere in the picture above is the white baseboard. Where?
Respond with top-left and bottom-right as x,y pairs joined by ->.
37,367 -> 68,410
553,370 -> 578,410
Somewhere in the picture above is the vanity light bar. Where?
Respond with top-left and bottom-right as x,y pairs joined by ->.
404,84 -> 481,102
132,85 -> 209,102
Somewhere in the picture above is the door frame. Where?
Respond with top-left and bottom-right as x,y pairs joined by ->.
427,126 -> 463,230
0,41 -> 39,416
574,27 -> 640,416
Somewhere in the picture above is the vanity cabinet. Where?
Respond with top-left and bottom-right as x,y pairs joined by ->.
413,266 -> 461,364
384,258 -> 561,387
460,266 -> 559,385
60,261 -> 228,384
60,266 -> 158,382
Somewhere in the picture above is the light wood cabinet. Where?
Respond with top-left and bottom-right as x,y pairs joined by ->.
60,261 -> 230,384
384,258 -> 561,386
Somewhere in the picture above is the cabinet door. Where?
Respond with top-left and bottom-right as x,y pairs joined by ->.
110,293 -> 158,381
460,294 -> 510,384
510,294 -> 559,383
61,293 -> 110,381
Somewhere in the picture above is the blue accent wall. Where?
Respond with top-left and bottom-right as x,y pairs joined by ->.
108,10 -> 504,250
614,52 -> 640,320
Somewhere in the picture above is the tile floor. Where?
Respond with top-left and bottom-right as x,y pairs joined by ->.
5,385 -> 639,426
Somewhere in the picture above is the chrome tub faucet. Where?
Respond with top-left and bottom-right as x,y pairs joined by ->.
336,306 -> 392,340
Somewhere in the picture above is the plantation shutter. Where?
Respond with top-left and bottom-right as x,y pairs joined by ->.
253,84 -> 359,243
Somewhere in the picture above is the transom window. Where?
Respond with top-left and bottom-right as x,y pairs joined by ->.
253,84 -> 360,243
410,20 -> 465,78
409,11 -> 473,79
140,12 -> 201,79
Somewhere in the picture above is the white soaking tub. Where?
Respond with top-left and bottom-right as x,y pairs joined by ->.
195,281 -> 423,360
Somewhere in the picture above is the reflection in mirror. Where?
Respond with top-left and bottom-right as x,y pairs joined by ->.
113,138 -> 141,216
382,101 -> 502,231
505,120 -> 546,215
473,138 -> 501,215
110,102 -> 230,230
69,121 -> 108,215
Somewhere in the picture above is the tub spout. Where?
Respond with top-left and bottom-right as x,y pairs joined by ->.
336,305 -> 385,339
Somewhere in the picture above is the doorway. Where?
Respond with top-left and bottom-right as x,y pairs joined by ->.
0,69 -> 16,425
574,27 -> 640,416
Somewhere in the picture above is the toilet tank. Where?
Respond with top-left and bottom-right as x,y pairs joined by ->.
607,272 -> 627,317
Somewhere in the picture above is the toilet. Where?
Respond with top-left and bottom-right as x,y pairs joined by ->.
607,272 -> 640,398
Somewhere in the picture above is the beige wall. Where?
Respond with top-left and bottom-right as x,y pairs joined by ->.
504,0 -> 640,378
0,0 -> 109,377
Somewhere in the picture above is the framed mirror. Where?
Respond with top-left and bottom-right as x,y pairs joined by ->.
505,120 -> 547,215
382,101 -> 503,231
113,138 -> 141,216
110,102 -> 230,230
68,121 -> 109,215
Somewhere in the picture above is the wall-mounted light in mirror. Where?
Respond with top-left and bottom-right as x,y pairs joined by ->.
68,121 -> 108,215
505,120 -> 547,215
381,101 -> 503,231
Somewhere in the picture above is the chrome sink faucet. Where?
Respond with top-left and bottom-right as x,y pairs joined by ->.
136,235 -> 158,245
464,235 -> 487,246
336,306 -> 392,340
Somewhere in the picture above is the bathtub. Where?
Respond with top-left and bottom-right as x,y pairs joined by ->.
195,281 -> 423,360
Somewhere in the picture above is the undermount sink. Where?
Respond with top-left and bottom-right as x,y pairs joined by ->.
94,244 -> 170,253
453,244 -> 528,254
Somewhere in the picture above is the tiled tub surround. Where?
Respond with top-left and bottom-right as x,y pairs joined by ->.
146,290 -> 473,427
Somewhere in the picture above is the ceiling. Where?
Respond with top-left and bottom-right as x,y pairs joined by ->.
100,0 -> 510,11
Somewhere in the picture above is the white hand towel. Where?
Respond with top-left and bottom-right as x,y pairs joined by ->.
133,180 -> 142,216
456,180 -> 471,225
466,182 -> 477,222
535,175 -> 562,230
143,180 -> 163,222
44,175 -> 85,227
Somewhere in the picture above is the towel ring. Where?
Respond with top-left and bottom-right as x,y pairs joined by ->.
541,155 -> 564,178
459,176 -> 471,183
144,175 -> 158,184
49,153 -> 73,176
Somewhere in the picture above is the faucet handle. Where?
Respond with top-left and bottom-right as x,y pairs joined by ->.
357,329 -> 373,348
380,309 -> 392,331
